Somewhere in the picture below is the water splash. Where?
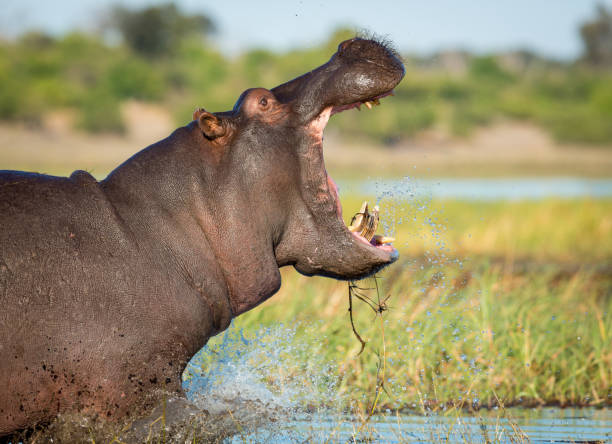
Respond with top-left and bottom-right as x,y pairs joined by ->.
367,176 -> 481,410
179,176 -> 460,437
183,322 -> 347,438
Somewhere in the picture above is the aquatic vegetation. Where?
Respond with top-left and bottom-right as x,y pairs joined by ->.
175,186 -> 611,442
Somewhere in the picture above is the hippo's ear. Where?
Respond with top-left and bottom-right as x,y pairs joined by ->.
194,108 -> 226,140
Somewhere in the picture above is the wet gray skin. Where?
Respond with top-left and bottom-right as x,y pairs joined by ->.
0,37 -> 404,437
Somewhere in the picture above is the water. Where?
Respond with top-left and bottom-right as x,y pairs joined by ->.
339,177 -> 612,200
234,408 -> 612,443
183,323 -> 345,417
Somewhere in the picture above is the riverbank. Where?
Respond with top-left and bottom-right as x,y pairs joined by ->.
324,121 -> 612,179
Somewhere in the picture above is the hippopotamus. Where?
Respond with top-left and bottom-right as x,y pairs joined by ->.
0,37 -> 404,438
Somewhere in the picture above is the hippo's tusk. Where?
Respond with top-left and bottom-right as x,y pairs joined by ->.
348,201 -> 369,234
348,201 -> 381,242
361,205 -> 379,241
372,234 -> 395,245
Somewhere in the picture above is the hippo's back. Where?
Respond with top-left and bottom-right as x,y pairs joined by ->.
0,170 -> 136,299
0,170 -> 141,434
1,169 -> 127,247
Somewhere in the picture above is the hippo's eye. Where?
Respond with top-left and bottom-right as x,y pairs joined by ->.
259,97 -> 268,108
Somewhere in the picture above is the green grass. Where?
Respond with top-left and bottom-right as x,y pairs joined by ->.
205,198 -> 612,410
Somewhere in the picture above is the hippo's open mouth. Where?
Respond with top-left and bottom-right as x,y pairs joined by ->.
269,37 -> 404,278
316,92 -> 398,257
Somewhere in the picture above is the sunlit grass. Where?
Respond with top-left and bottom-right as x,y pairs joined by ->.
229,260 -> 611,410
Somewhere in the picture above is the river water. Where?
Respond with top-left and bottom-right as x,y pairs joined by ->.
185,324 -> 612,443
233,407 -> 612,443
338,177 -> 612,200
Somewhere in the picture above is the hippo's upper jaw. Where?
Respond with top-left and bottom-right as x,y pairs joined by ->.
271,37 -> 405,124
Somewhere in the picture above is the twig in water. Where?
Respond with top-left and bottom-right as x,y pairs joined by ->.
347,275 -> 394,436
348,281 -> 367,355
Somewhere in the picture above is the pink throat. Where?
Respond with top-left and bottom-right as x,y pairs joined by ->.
327,175 -> 343,220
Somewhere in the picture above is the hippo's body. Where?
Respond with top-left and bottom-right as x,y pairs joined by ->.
0,37 -> 404,436
0,138 -> 233,432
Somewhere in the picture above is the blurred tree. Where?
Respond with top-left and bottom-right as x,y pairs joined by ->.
108,3 -> 216,58
580,4 -> 612,67
468,56 -> 513,83
19,31 -> 55,49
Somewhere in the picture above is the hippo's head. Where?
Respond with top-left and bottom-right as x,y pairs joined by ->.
193,38 -> 404,313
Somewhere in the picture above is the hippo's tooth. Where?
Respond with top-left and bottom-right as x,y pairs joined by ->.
348,223 -> 361,232
364,101 -> 373,109
372,235 -> 395,245
348,202 -> 385,242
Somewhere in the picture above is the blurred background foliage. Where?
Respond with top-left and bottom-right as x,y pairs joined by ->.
1,3 -> 612,145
